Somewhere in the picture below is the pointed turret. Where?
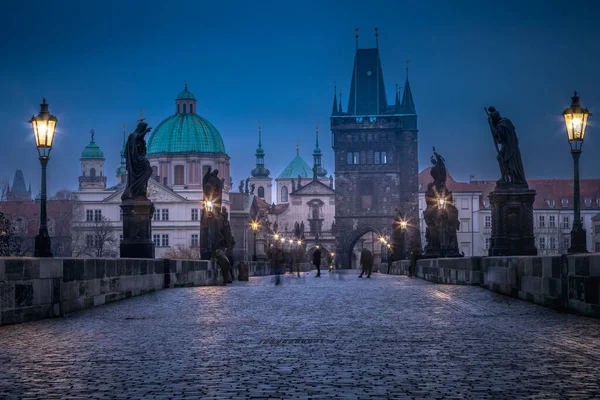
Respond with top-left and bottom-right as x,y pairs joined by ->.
312,124 -> 327,179
7,170 -> 32,201
399,77 -> 416,115
250,124 -> 270,178
347,47 -> 388,115
394,83 -> 401,113
331,84 -> 338,116
116,124 -> 128,183
338,90 -> 343,114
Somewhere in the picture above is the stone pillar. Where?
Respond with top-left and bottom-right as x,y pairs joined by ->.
489,187 -> 537,256
120,198 -> 155,258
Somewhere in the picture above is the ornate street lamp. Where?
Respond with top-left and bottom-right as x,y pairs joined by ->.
30,98 -> 57,257
437,195 -> 447,257
563,92 -> 591,253
250,220 -> 259,261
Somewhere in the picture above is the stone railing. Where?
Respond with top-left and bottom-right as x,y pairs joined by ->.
386,254 -> 600,317
0,258 -> 315,326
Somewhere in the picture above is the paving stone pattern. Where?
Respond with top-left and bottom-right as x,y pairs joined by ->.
1,271 -> 600,399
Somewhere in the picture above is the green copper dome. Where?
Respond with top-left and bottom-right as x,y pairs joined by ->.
277,154 -> 312,179
176,89 -> 196,100
147,114 -> 226,155
81,141 -> 104,159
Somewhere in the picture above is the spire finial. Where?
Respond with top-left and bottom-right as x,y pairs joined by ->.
339,90 -> 342,113
396,83 -> 399,96
296,138 -> 299,155
138,108 -> 145,123
184,81 -> 188,91
90,129 -> 95,142
315,124 -> 319,148
258,121 -> 262,148
375,27 -> 379,48
355,27 -> 359,49
406,60 -> 411,79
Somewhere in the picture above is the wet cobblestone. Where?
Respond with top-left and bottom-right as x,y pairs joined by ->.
1,271 -> 600,399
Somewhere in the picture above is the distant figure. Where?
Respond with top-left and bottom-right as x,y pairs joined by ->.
387,251 -> 394,274
313,247 -> 322,277
215,248 -> 231,285
409,250 -> 418,278
358,248 -> 373,278
121,121 -> 153,201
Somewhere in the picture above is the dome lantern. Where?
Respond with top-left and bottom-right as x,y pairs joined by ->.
175,81 -> 197,115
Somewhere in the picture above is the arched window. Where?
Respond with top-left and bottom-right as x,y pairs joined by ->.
312,208 -> 319,220
190,103 -> 194,113
183,103 -> 187,114
281,186 -> 288,202
174,165 -> 185,185
90,168 -> 96,177
151,166 -> 158,179
258,186 -> 265,198
177,104 -> 180,113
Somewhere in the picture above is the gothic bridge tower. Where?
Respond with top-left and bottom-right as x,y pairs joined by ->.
331,31 -> 419,268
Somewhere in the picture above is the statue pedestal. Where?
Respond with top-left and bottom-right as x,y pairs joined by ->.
488,186 -> 537,256
120,198 -> 155,259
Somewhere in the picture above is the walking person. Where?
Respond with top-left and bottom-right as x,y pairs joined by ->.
358,248 -> 373,278
409,249 -> 418,278
313,246 -> 322,277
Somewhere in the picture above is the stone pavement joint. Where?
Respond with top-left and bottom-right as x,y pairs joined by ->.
1,271 -> 600,399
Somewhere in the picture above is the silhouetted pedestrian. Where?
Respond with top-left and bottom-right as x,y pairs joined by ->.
409,250 -> 418,277
358,248 -> 373,278
313,247 -> 322,277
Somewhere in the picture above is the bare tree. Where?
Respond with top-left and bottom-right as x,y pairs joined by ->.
0,177 -> 9,202
0,211 -> 26,256
73,216 -> 118,258
163,245 -> 200,260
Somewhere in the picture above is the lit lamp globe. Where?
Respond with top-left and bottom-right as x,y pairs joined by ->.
400,220 -> 408,230
251,221 -> 259,231
437,197 -> 446,210
30,98 -> 58,157
204,200 -> 214,213
563,91 -> 591,152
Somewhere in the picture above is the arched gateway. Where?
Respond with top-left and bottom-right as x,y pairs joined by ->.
330,41 -> 420,269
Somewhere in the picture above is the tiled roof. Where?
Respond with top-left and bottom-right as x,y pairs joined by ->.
419,167 -> 600,210
81,140 -> 104,159
276,154 -> 312,180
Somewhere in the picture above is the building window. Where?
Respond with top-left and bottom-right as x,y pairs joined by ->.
483,199 -> 490,208
549,215 -> 555,228
595,225 -> 600,234
86,210 -> 93,222
563,236 -> 570,250
381,151 -> 387,164
561,199 -> 568,208
161,234 -> 169,247
258,186 -> 265,198
374,152 -> 381,164
90,168 -> 96,177
191,234 -> 199,247
86,234 -> 94,247
546,199 -> 556,208
153,208 -> 160,220
94,210 -> 102,221
177,104 -> 180,113
281,186 -> 288,202
596,242 -> 600,252
549,237 -> 556,250
484,215 -> 491,228
360,180 -> 373,210
190,104 -> 194,113
174,165 -> 185,185
539,215 -> 545,228
347,152 -> 352,164
152,166 -> 158,178
354,152 -> 359,164
461,198 -> 469,210
562,216 -> 570,228
191,208 -> 199,221
485,238 -> 490,249
183,104 -> 187,114
460,218 -> 469,232
585,198 -> 592,207
153,234 -> 160,247
539,237 -> 546,250
162,209 -> 169,221
119,208 -> 123,221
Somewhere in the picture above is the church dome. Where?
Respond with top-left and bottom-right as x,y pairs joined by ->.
277,154 -> 312,179
81,140 -> 104,159
146,85 -> 226,156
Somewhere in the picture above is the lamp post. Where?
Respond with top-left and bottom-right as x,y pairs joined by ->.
204,199 -> 214,258
437,196 -> 447,257
30,99 -> 57,257
297,239 -> 303,277
250,221 -> 259,261
400,220 -> 408,260
563,91 -> 591,253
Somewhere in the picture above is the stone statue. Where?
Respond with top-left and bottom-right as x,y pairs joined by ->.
219,206 -> 235,250
312,165 -> 318,181
250,184 -> 255,195
238,180 -> 244,193
122,121 -> 153,201
273,221 -> 278,233
244,178 -> 249,194
292,180 -> 296,192
430,147 -> 446,190
300,221 -> 305,235
294,222 -> 300,238
329,175 -> 334,188
202,166 -> 223,209
486,107 -> 527,187
297,175 -> 303,190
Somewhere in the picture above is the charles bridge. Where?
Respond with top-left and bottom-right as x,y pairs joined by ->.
1,254 -> 600,398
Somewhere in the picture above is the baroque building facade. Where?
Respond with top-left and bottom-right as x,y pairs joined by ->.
73,84 -> 232,258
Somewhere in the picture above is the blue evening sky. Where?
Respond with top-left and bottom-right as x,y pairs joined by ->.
0,0 -> 599,195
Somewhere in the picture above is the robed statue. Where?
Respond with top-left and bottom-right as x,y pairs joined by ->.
122,121 -> 153,201
202,166 -> 223,207
486,107 -> 527,187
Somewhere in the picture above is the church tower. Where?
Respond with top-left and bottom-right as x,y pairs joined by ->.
116,124 -> 127,184
249,124 -> 272,203
330,29 -> 419,268
312,125 -> 328,180
79,129 -> 107,190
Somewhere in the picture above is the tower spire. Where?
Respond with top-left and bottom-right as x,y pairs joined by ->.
251,122 -> 270,178
315,123 -> 319,148
339,90 -> 342,114
355,27 -> 359,50
399,65 -> 416,115
258,122 -> 262,148
296,138 -> 299,155
331,83 -> 338,116
375,27 -> 379,48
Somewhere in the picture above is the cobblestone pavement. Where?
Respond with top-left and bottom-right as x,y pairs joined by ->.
2,271 -> 600,399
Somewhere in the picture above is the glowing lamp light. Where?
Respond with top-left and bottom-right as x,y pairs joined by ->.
251,221 -> 259,231
273,233 -> 280,240
563,91 -> 591,152
204,200 -> 214,212
330,252 -> 335,257
297,240 -> 302,246
289,239 -> 293,244
280,237 -> 285,243
400,220 -> 408,230
387,244 -> 392,249
29,98 -> 58,158
437,197 -> 446,210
